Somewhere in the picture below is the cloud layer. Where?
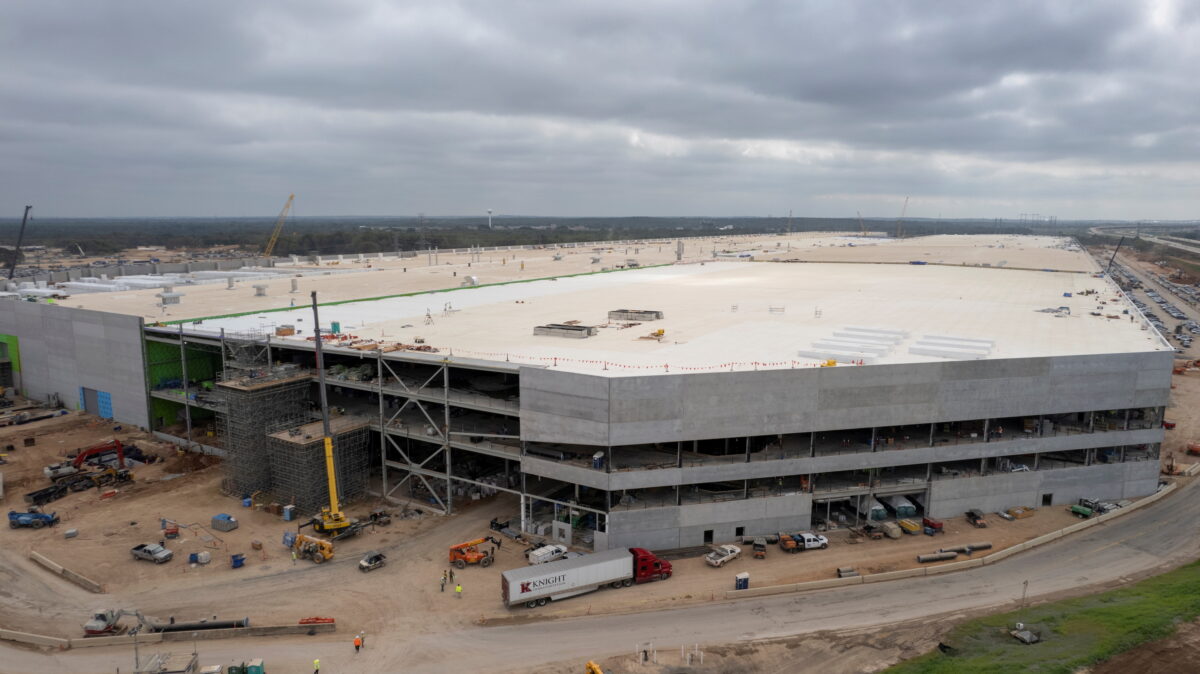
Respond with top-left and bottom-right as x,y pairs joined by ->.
3,1 -> 1198,218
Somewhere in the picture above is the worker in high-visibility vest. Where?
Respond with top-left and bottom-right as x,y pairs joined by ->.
455,583 -> 463,598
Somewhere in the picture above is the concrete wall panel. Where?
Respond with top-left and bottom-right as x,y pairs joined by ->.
0,303 -> 148,427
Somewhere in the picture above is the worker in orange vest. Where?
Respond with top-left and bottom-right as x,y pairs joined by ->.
354,634 -> 362,653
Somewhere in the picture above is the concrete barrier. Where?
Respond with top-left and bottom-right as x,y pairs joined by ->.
61,568 -> 104,594
28,550 -> 104,594
0,628 -> 70,649
863,567 -> 927,584
70,633 -> 164,649
29,551 -> 64,575
981,543 -> 1026,565
792,576 -> 864,592
925,558 -> 984,576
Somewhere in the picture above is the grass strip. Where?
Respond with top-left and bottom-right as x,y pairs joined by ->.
887,559 -> 1200,674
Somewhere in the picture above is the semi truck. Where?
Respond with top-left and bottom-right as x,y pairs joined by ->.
501,547 -> 672,609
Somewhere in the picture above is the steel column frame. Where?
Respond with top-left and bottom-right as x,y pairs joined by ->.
177,325 -> 193,450
443,360 -> 452,513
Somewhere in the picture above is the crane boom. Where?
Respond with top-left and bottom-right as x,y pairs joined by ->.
896,196 -> 909,238
7,205 -> 32,281
857,211 -> 866,236
309,292 -> 350,534
263,194 -> 295,257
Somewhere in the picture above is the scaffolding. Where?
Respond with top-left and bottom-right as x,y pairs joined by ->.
216,371 -> 311,497
267,416 -> 371,515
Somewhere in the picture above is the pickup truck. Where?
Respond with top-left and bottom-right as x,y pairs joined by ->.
789,533 -> 829,550
705,544 -> 741,567
131,543 -> 173,564
526,544 -> 568,565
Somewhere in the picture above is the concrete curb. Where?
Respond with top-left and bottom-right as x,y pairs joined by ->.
28,550 -> 105,594
725,483 -> 1179,600
1,623 -> 336,651
0,628 -> 70,650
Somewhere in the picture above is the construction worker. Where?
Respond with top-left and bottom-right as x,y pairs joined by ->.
440,574 -> 446,592
448,568 -> 455,583
455,582 -> 462,599
354,634 -> 362,653
313,658 -> 320,673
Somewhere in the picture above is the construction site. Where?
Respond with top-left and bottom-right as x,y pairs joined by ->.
2,231 -> 1199,673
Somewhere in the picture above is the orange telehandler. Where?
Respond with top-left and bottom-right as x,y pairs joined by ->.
448,535 -> 501,569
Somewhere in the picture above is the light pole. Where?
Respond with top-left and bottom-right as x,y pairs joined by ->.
487,209 -> 493,230
1021,579 -> 1029,608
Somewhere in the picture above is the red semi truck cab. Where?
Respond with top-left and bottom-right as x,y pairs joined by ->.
631,547 -> 672,582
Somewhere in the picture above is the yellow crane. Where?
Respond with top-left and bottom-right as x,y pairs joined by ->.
263,193 -> 295,257
302,291 -> 359,540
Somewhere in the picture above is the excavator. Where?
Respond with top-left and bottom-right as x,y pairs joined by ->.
297,292 -> 364,543
44,440 -> 127,482
83,608 -> 150,636
449,536 -> 501,569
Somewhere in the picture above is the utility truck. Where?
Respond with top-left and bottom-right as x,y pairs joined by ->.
501,547 -> 672,609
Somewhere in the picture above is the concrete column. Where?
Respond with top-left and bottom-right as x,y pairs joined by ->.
1124,409 -> 1131,431
675,485 -> 681,506
925,463 -> 932,481
929,423 -> 935,447
676,441 -> 682,468
743,480 -> 748,499
1119,446 -> 1126,463
519,492 -> 527,533
870,427 -> 877,451
810,431 -> 815,458
377,353 -> 386,498
983,418 -> 990,442
1087,411 -> 1094,433
606,447 -> 612,473
979,457 -> 986,475
1037,415 -> 1044,437
745,437 -> 750,463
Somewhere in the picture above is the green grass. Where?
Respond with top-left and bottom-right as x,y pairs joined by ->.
887,560 -> 1200,674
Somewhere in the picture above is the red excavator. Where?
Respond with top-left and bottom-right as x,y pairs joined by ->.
44,440 -> 126,481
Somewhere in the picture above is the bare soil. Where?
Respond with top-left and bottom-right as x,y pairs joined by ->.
1089,617 -> 1200,674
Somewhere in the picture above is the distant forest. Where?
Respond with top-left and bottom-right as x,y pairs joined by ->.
0,214 -> 1065,257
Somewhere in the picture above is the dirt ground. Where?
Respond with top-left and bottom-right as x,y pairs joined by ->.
530,617 -> 954,674
1088,617 -> 1200,674
0,404 -> 1125,640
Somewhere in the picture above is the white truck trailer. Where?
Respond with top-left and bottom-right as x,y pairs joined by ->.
500,547 -> 672,608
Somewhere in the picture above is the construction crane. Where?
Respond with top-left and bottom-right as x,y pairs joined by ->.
263,193 -> 295,257
300,291 -> 361,541
895,196 -> 909,238
1106,236 -> 1126,274
857,211 -> 867,237
7,205 -> 32,281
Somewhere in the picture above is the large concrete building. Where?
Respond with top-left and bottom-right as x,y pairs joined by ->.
0,234 -> 1173,550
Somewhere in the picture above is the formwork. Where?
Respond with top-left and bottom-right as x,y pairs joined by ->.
267,416 -> 372,515
216,367 -> 311,497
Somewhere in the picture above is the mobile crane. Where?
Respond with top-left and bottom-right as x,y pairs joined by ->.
296,292 -> 364,542
262,194 -> 294,257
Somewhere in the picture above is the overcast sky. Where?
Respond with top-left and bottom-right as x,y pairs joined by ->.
2,1 -> 1198,219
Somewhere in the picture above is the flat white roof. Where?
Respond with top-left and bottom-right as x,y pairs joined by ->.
183,255 -> 1169,376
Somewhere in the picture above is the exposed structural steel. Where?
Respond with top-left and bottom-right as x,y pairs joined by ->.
263,193 -> 295,258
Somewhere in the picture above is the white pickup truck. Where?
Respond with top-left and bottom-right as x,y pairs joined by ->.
704,544 -> 741,567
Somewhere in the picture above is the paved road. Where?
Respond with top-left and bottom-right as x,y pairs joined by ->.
5,477 -> 1197,674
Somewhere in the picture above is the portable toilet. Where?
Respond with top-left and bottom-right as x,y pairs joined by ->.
735,572 -> 750,591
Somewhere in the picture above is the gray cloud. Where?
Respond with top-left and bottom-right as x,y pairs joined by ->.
2,0 -> 1198,218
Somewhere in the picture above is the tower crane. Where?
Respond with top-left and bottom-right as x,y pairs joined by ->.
263,194 -> 295,257
895,196 -> 909,238
857,211 -> 866,237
